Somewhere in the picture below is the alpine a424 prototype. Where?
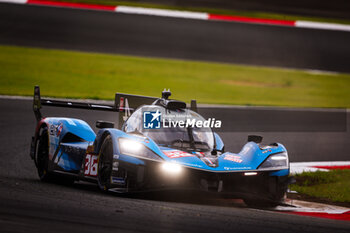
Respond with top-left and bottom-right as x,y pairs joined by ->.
30,86 -> 292,207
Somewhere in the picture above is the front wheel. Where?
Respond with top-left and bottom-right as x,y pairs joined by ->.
243,176 -> 288,208
97,135 -> 114,191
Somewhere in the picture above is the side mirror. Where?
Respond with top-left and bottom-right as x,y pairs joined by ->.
96,120 -> 115,129
248,135 -> 263,143
166,100 -> 186,110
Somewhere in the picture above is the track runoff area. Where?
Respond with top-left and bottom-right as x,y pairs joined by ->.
2,0 -> 350,32
284,162 -> 350,221
1,0 -> 350,223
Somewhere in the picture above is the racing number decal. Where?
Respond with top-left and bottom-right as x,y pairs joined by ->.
84,154 -> 98,176
223,154 -> 243,163
163,150 -> 194,159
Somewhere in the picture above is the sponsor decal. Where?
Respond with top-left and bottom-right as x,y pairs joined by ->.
224,166 -> 252,170
262,149 -> 272,154
56,123 -> 63,137
143,110 -> 161,129
163,150 -> 195,159
196,152 -> 205,157
84,154 -> 98,176
223,154 -> 243,163
181,162 -> 203,168
163,117 -> 221,128
119,97 -> 124,111
120,97 -> 131,121
112,177 -> 126,185
49,123 -> 63,137
143,111 -> 222,129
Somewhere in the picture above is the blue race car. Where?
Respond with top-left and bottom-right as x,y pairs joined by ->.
30,86 -> 291,207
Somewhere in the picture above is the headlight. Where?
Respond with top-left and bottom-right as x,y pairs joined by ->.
119,138 -> 143,154
118,138 -> 162,161
160,162 -> 183,175
259,152 -> 289,170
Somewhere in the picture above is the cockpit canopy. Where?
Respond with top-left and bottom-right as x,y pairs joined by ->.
123,105 -> 214,152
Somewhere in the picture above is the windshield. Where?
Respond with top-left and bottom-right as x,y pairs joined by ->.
124,105 -> 214,152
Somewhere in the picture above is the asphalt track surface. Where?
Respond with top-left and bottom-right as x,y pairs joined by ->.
1,98 -> 350,232
0,4 -> 350,232
1,3 -> 350,73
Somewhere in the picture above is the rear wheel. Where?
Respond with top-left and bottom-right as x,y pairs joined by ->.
34,126 -> 75,184
34,126 -> 54,181
97,135 -> 114,191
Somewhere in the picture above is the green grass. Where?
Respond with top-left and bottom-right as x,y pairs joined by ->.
0,45 -> 350,107
291,170 -> 350,203
53,0 -> 350,25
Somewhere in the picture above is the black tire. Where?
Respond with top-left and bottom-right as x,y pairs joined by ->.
243,178 -> 287,208
97,135 -> 114,191
243,191 -> 285,208
34,126 -> 75,185
34,126 -> 54,182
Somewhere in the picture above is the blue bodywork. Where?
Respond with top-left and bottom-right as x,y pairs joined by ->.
42,117 -> 289,176
105,128 -> 288,175
41,116 -> 288,178
44,118 -> 95,172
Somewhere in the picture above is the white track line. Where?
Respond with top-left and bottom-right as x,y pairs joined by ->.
296,20 -> 350,32
2,0 -> 350,32
0,0 -> 27,3
292,161 -> 350,167
116,6 -> 209,20
290,161 -> 350,174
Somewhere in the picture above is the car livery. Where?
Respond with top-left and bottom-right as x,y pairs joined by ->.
30,86 -> 292,207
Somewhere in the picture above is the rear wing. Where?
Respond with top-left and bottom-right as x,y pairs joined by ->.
33,85 -> 118,118
33,86 -> 197,129
115,92 -> 157,128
